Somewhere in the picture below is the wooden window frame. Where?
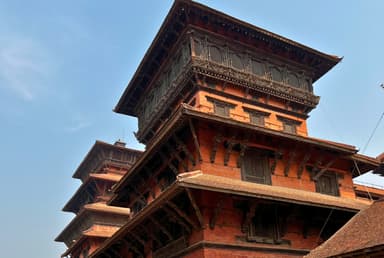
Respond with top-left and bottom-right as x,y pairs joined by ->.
243,107 -> 270,127
315,172 -> 340,196
206,96 -> 236,118
277,115 -> 301,134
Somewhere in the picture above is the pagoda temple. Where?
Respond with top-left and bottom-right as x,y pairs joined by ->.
57,1 -> 383,258
56,140 -> 141,257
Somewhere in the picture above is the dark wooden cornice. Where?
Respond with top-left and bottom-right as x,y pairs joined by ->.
73,140 -> 142,180
114,0 -> 341,117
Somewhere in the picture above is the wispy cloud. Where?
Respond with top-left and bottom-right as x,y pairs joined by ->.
64,114 -> 92,133
0,37 -> 50,101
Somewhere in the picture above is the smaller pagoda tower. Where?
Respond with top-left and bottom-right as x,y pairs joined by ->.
56,140 -> 142,258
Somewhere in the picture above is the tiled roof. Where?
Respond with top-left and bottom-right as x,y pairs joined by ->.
305,199 -> 384,257
177,171 -> 368,212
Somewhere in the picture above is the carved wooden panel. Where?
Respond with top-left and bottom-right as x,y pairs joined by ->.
191,31 -> 314,92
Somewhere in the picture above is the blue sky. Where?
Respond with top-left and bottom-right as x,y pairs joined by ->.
0,1 -> 383,257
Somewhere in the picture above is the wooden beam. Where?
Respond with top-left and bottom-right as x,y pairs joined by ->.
210,134 -> 222,163
109,247 -> 123,258
121,237 -> 144,258
149,216 -> 173,241
189,118 -> 202,162
271,149 -> 282,174
173,135 -> 196,165
224,139 -> 235,166
284,150 -> 296,177
185,188 -> 205,228
163,205 -> 192,233
159,152 -> 179,175
165,142 -> 188,172
313,158 -> 338,181
167,201 -> 199,229
127,231 -> 146,247
137,224 -> 163,246
297,152 -> 311,179
209,199 -> 224,229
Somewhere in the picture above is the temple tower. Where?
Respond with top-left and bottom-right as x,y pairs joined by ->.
57,1 -> 381,258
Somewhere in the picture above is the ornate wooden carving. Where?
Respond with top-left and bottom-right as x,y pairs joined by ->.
297,152 -> 311,179
224,139 -> 235,166
270,149 -> 282,174
284,150 -> 297,177
210,134 -> 222,163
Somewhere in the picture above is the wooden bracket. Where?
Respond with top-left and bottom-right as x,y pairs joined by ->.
189,119 -> 202,162
209,199 -> 224,229
159,152 -> 179,175
210,134 -> 222,163
128,231 -> 146,247
165,142 -> 188,172
224,139 -> 235,166
313,158 -> 338,181
149,216 -> 173,241
271,149 -> 283,174
297,152 -> 311,179
163,205 -> 192,233
167,201 -> 199,230
186,189 -> 204,228
174,135 -> 196,166
284,150 -> 296,177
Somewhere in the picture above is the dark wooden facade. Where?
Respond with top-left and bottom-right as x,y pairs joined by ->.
57,1 -> 382,258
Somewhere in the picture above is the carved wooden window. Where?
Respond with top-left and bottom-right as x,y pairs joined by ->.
207,97 -> 236,117
231,53 -> 243,70
277,116 -> 301,134
287,73 -> 300,88
209,46 -> 222,63
244,108 -> 270,127
193,39 -> 203,57
241,150 -> 271,185
251,60 -> 266,76
271,67 -> 283,82
315,172 -> 339,196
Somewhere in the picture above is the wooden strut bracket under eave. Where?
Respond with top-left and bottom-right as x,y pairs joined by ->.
167,201 -> 199,230
185,188 -> 205,229
210,133 -> 223,163
188,119 -> 202,162
297,152 -> 311,179
312,158 -> 338,181
284,149 -> 297,177
173,135 -> 196,166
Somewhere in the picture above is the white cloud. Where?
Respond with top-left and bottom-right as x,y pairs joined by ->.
64,114 -> 92,133
0,37 -> 50,101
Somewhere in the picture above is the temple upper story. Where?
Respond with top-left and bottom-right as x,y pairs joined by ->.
114,0 -> 341,144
